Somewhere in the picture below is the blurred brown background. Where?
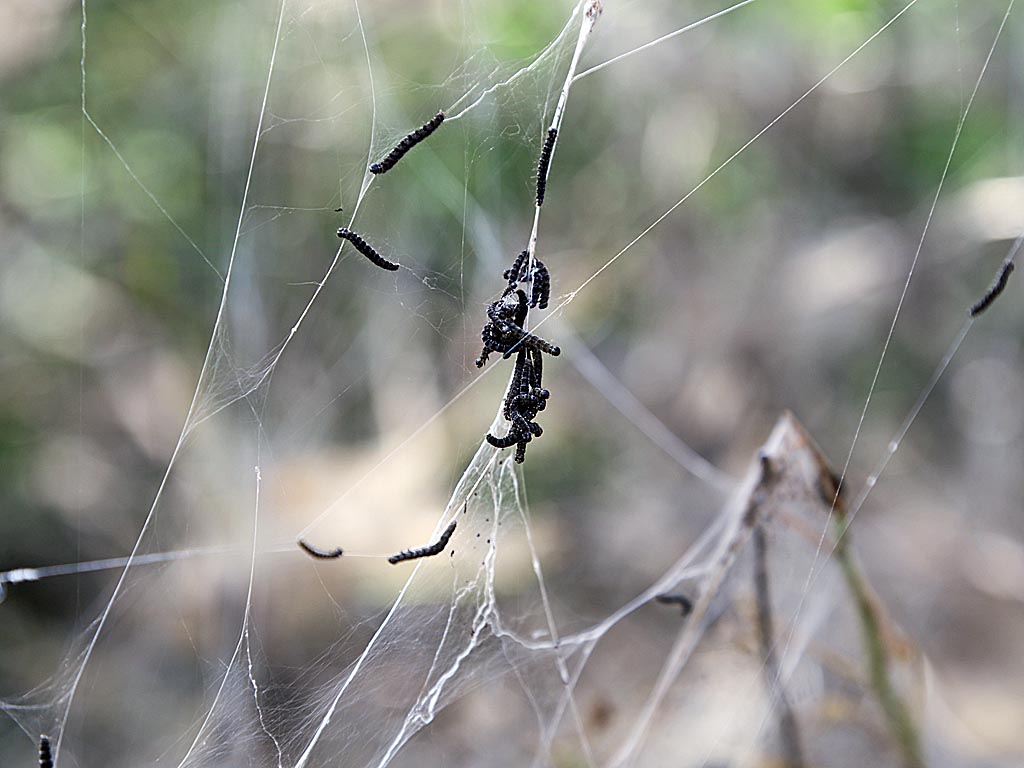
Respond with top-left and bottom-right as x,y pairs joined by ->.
1,0 -> 1023,765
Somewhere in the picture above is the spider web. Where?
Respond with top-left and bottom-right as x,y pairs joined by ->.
1,0 -> 1022,766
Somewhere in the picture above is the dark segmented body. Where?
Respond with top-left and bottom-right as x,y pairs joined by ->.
337,227 -> 399,271
529,260 -> 550,309
969,261 -> 1015,317
39,736 -> 53,768
370,111 -> 445,175
654,593 -> 693,616
504,250 -> 530,285
535,128 -> 557,207
388,521 -> 458,564
486,431 -> 520,449
297,540 -> 344,560
499,330 -> 559,359
514,442 -> 527,463
476,288 -> 560,366
487,347 -> 550,463
505,250 -> 551,309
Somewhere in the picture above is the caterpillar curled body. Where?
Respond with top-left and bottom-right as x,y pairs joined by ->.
370,111 -> 445,175
504,250 -> 530,286
500,332 -> 560,360
337,228 -> 399,271
654,593 -> 693,616
504,251 -> 551,310
969,260 -> 1015,317
535,128 -> 557,207
486,431 -> 519,449
297,540 -> 344,560
39,736 -> 53,768
388,521 -> 457,565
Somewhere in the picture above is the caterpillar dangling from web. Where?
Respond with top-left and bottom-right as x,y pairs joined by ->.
388,521 -> 457,564
370,111 -> 445,175
337,227 -> 400,271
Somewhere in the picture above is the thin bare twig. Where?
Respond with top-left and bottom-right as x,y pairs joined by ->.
753,524 -> 807,768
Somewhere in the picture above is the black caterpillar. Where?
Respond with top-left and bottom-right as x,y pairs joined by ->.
504,250 -> 530,287
297,540 -> 344,560
969,260 -> 1015,317
535,128 -> 557,207
654,593 -> 693,616
337,227 -> 399,271
475,287 -> 560,368
485,431 -> 519,449
388,521 -> 457,565
486,346 -> 549,463
39,736 -> 53,768
528,260 -> 550,309
370,111 -> 445,175
504,250 -> 550,309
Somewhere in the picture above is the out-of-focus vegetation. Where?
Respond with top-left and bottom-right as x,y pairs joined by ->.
2,0 -> 1024,765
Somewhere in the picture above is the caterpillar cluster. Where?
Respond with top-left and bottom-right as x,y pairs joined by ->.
486,345 -> 550,463
504,249 -> 550,309
370,111 -> 445,175
337,227 -> 399,271
311,113 -> 568,574
478,118 -> 566,462
388,521 -> 458,564
476,286 -> 560,368
336,117 -> 568,481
